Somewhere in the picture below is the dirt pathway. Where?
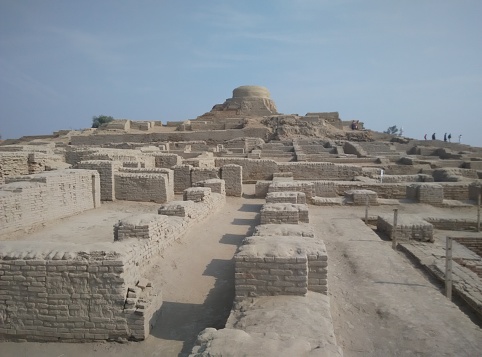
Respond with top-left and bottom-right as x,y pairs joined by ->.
310,206 -> 482,357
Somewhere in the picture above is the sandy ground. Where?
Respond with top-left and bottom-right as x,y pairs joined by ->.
2,186 -> 482,356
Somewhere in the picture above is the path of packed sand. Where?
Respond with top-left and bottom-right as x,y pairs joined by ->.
2,186 -> 482,356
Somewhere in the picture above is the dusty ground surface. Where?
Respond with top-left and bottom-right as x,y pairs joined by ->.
2,186 -> 482,356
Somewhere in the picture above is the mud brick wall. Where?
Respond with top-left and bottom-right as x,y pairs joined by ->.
345,189 -> 378,205
173,165 -> 193,193
114,172 -> 171,203
183,187 -> 212,202
381,174 -> 434,183
70,128 -> 269,146
277,162 -> 362,181
65,148 -> 98,166
234,236 -> 328,299
253,224 -> 315,238
406,183 -> 444,204
216,158 -> 278,181
118,167 -> 174,202
221,164 -> 243,197
433,168 -> 478,182
266,192 -> 306,204
268,181 -> 315,201
425,218 -> 479,231
159,191 -> 225,222
335,182 -> 408,199
377,215 -> 434,242
260,203 -> 309,224
441,182 -> 471,200
151,153 -> 181,168
85,152 -> 155,169
1,170 -> 100,235
313,181 -> 338,197
191,167 -> 220,184
0,152 -> 29,184
27,152 -> 66,174
77,160 -> 121,201
193,179 -> 226,195
0,247 -> 160,342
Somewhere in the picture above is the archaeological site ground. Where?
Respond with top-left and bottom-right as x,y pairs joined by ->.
1,86 -> 482,356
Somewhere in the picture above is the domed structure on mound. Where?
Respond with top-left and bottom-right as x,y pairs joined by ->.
232,85 -> 271,99
199,85 -> 278,119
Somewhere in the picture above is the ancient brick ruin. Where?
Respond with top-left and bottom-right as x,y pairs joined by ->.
0,85 -> 481,355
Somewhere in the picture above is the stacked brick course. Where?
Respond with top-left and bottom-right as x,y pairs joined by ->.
344,189 -> 378,205
266,191 -> 306,204
260,203 -> 309,224
114,169 -> 173,203
406,183 -> 444,205
234,235 -> 328,299
220,164 -> 243,197
193,179 -> 226,195
77,160 -> 120,201
0,170 -> 100,235
377,214 -> 434,242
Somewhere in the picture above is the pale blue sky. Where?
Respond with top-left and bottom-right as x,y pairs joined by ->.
1,1 -> 481,147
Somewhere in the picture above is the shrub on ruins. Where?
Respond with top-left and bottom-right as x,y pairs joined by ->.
384,125 -> 399,135
92,115 -> 114,128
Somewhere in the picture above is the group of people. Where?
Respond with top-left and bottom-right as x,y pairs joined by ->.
351,120 -> 360,130
424,132 -> 461,143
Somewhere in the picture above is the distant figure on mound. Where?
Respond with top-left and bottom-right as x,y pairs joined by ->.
444,133 -> 447,142
424,134 -> 427,140
432,133 -> 436,140
351,120 -> 358,130
448,133 -> 452,142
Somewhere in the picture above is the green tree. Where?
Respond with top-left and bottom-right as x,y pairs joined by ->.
92,115 -> 114,128
384,125 -> 399,135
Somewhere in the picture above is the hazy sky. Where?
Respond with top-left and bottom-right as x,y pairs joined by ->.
1,1 -> 481,147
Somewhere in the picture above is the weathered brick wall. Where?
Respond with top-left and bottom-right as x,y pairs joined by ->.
77,160 -> 120,201
377,215 -> 434,242
406,183 -> 444,204
0,250 -> 136,341
173,165 -> 192,193
193,179 -> 226,195
114,172 -> 171,203
277,162 -> 362,181
266,192 -> 306,204
345,189 -> 378,205
260,203 -> 309,224
440,182 -> 471,200
150,153 -> 181,168
216,158 -> 278,181
0,152 -> 29,184
70,128 -> 270,146
191,167 -> 220,184
268,181 -> 315,200
425,218 -> 479,231
1,170 -> 101,235
221,164 -> 243,197
234,235 -> 328,299
335,182 -> 408,199
433,168 -> 478,182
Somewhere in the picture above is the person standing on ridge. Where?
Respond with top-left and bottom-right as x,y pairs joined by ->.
444,133 -> 447,142
432,133 -> 436,140
424,134 -> 427,140
448,133 -> 452,142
